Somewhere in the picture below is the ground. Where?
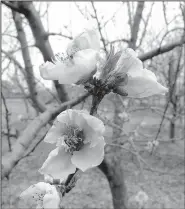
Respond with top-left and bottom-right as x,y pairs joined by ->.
2,97 -> 184,209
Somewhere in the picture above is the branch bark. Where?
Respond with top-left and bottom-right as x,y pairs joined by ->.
129,1 -> 145,50
139,37 -> 185,61
46,32 -> 72,40
98,95 -> 128,209
138,2 -> 154,48
10,1 -> 69,103
98,160 -> 128,209
2,1 -> 21,13
2,92 -> 12,152
91,2 -> 108,54
2,92 -> 90,179
12,10 -> 46,113
2,50 -> 24,71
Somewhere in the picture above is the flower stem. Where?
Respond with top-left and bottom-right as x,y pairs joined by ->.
90,95 -> 104,115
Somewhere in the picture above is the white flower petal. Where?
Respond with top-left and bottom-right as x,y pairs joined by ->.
114,48 -> 143,74
20,183 -> 45,200
36,204 -> 44,209
67,28 -> 100,55
71,137 -> 105,171
19,182 -> 53,207
39,61 -> 57,80
44,120 -> 64,144
57,109 -> 73,124
20,182 -> 60,209
35,182 -> 52,192
44,174 -> 54,184
82,113 -> 105,146
39,147 -> 76,180
68,109 -> 87,128
124,68 -> 168,98
82,113 -> 105,136
59,49 -> 98,84
43,185 -> 60,209
40,49 -> 98,84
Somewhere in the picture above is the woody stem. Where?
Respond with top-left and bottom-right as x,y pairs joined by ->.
90,94 -> 104,115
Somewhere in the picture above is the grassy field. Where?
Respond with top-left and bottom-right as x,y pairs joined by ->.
2,97 -> 184,209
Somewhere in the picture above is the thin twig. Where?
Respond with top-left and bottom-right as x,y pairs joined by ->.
46,32 -> 72,40
2,92 -> 12,151
91,2 -> 108,54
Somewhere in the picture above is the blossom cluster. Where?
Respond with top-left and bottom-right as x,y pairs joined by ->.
40,28 -> 168,98
20,27 -> 168,209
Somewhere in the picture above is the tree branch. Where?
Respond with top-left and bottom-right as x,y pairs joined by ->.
129,1 -> 145,49
6,1 -> 69,103
138,2 -> 154,48
2,49 -> 24,71
12,9 -> 46,113
2,1 -> 22,13
2,92 -> 12,152
105,38 -> 130,46
91,2 -> 108,54
139,37 -> 185,61
47,32 -> 72,40
127,2 -> 133,30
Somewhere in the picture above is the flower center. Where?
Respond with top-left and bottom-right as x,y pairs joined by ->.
63,126 -> 85,154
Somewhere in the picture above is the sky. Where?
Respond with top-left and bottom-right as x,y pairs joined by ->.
2,1 -> 183,89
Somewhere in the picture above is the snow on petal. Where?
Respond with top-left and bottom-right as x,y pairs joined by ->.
71,137 -> 105,171
40,49 -> 98,84
67,28 -> 100,55
43,185 -> 60,209
39,147 -> 76,180
123,68 -> 168,98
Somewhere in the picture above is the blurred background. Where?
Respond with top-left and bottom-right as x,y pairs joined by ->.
1,1 -> 185,209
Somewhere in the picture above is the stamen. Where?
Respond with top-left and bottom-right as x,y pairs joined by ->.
63,125 -> 85,154
51,52 -> 71,64
51,46 -> 80,65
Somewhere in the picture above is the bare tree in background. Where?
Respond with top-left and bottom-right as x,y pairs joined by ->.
168,49 -> 184,141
